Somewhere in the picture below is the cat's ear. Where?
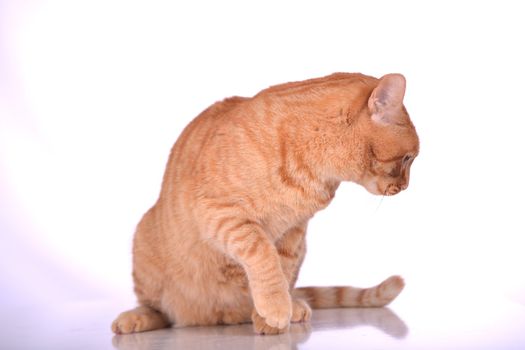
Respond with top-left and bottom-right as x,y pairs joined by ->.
368,74 -> 406,126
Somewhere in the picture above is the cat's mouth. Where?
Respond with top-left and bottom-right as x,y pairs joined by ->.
362,178 -> 404,196
384,184 -> 401,196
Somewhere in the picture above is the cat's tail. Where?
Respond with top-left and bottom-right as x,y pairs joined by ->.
292,275 -> 404,309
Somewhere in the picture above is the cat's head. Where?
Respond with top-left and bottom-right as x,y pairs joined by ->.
357,74 -> 419,196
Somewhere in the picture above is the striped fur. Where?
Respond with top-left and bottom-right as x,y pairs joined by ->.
112,73 -> 419,335
293,276 -> 405,309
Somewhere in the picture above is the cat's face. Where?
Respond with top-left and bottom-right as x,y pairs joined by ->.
362,130 -> 419,196
358,74 -> 419,196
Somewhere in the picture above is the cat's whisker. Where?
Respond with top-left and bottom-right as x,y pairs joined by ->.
375,194 -> 385,213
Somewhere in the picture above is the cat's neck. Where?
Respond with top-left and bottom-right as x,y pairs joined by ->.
278,106 -> 367,186
250,76 -> 374,187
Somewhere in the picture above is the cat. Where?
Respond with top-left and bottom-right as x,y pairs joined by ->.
111,72 -> 419,335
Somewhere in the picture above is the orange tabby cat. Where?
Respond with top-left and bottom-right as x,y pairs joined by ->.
112,73 -> 419,335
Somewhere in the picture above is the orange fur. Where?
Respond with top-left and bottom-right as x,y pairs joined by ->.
112,73 -> 419,335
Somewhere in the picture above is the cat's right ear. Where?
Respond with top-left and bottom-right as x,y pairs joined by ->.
368,74 -> 406,126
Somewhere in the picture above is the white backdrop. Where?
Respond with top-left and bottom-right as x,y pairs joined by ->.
1,0 -> 524,312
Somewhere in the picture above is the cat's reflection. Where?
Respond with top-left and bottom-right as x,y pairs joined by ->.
313,307 -> 408,339
112,307 -> 407,350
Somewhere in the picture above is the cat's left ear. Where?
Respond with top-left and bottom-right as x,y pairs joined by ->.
368,74 -> 406,126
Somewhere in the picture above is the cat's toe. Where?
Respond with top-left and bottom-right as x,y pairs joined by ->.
112,314 -> 140,334
252,311 -> 288,335
291,299 -> 312,323
111,307 -> 170,334
254,289 -> 292,329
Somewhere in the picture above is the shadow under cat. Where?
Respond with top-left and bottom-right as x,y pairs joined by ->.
112,307 -> 408,350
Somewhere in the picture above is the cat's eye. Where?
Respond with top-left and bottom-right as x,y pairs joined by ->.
387,165 -> 400,177
403,155 -> 412,163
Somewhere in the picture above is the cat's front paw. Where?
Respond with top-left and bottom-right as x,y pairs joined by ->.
251,310 -> 286,335
253,290 -> 292,330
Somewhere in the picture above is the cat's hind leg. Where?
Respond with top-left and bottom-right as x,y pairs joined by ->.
111,305 -> 170,334
112,205 -> 172,334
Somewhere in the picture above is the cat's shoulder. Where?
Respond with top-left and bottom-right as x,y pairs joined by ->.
199,96 -> 250,120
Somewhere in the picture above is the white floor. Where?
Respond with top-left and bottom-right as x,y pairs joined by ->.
2,291 -> 525,350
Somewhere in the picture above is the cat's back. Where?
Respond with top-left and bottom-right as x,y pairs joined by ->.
171,96 -> 248,158
256,72 -> 377,100
171,73 -> 375,161
162,73 -> 378,207
160,96 -> 248,186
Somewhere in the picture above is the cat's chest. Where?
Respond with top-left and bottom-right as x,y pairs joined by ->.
260,187 -> 337,240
